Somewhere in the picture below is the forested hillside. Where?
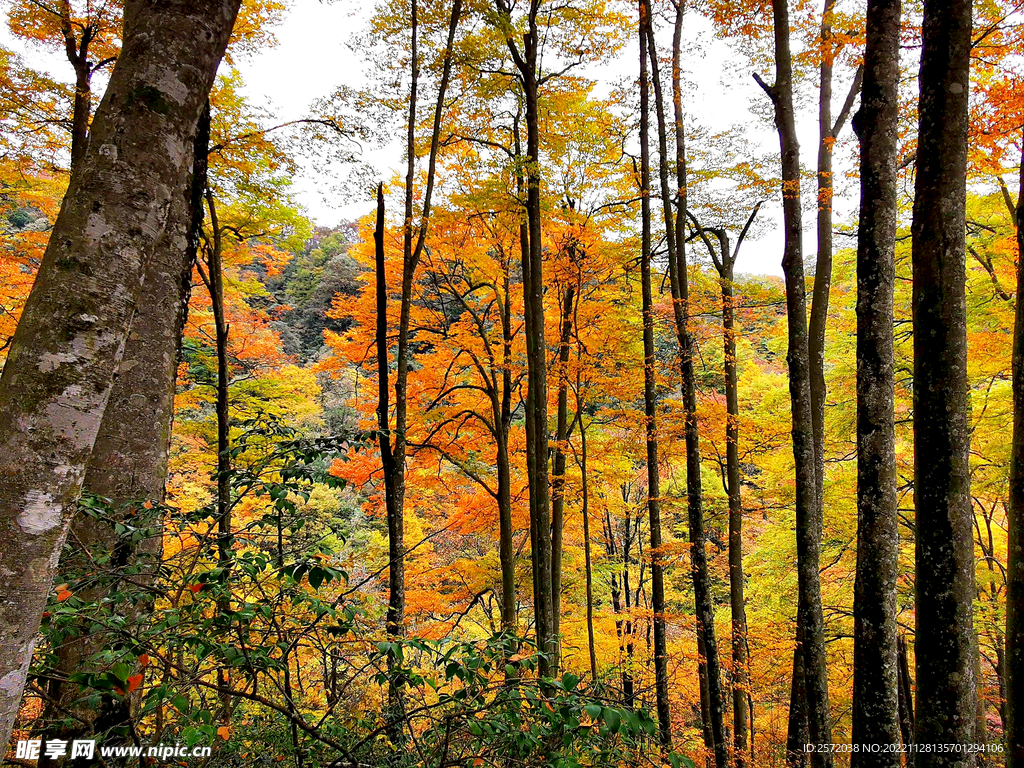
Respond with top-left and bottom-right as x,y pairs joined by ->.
0,0 -> 1022,767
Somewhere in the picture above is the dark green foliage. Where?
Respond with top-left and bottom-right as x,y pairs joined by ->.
268,225 -> 361,362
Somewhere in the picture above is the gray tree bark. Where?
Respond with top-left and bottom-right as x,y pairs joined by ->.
37,110 -> 207,759
850,0 -> 902,761
0,0 -> 240,747
910,0 -> 976,764
808,0 -> 862,513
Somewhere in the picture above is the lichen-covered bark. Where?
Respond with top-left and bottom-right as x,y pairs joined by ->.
910,0 -> 976,764
0,0 -> 240,746
850,0 -> 901,761
36,129 -> 202,757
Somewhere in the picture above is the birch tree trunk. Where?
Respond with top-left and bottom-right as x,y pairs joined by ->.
0,0 -> 240,746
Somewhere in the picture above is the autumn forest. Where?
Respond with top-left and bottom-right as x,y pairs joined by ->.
0,0 -> 1020,767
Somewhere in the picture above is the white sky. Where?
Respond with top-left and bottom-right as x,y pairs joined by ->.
2,0 -> 868,278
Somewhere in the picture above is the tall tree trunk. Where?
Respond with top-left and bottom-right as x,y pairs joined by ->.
381,0 -> 462,723
850,0 -> 901,761
898,635 -> 915,749
389,0 -> 463,647
662,2 -> 728,761
372,182 -> 404,745
59,8 -> 95,174
754,0 -> 833,762
576,381 -> 598,683
497,0 -> 554,675
550,284 -> 575,644
722,252 -> 750,768
808,0 -> 862,510
689,209 -> 760,768
1004,122 -> 1024,768
203,192 -> 230,582
497,263 -> 516,633
38,104 -> 208,763
524,5 -> 555,675
638,5 -> 672,749
203,189 -> 233,722
910,0 -> 976,763
0,0 -> 239,746
787,639 -> 810,768
808,0 -> 835,512
713,219 -> 757,768
386,0 -> 419,652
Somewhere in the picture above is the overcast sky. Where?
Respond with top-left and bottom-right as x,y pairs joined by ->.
2,0 -> 868,277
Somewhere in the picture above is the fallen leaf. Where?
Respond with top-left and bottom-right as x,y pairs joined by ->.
138,654 -> 150,668
188,584 -> 202,594
127,674 -> 143,693
57,590 -> 73,602
217,726 -> 230,740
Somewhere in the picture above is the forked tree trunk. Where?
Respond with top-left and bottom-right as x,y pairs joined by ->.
850,0 -> 901,761
388,0 -> 463,646
0,0 -> 240,746
910,0 -> 976,763
808,0 -> 862,512
37,107 -> 210,761
689,209 -> 760,768
754,0 -> 833,762
710,215 -> 758,768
